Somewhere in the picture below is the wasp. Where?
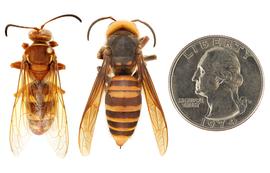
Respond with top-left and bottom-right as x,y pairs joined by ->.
79,17 -> 168,155
5,14 -> 82,157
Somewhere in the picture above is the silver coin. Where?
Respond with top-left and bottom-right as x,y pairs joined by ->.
169,35 -> 263,130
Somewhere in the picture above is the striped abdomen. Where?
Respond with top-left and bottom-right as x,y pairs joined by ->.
105,75 -> 141,147
26,81 -> 55,135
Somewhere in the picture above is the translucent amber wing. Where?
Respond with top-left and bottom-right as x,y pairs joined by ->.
79,57 -> 110,155
45,61 -> 69,157
10,62 -> 32,155
138,55 -> 168,155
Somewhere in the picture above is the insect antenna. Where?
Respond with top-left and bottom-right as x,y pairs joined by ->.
5,14 -> 81,37
40,14 -> 82,29
87,16 -> 116,41
5,24 -> 38,37
131,19 -> 156,47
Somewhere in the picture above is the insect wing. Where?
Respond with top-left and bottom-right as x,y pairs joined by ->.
10,62 -> 32,155
138,55 -> 168,155
79,56 -> 110,155
45,62 -> 69,157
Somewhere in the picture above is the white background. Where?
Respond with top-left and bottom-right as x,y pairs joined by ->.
0,0 -> 269,172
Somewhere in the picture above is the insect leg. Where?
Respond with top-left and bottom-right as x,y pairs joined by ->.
139,36 -> 149,48
22,43 -> 29,49
144,55 -> 157,61
97,46 -> 106,59
49,41 -> 58,47
11,61 -> 22,69
57,63 -> 65,70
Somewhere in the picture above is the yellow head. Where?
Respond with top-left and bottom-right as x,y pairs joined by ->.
106,20 -> 139,37
87,17 -> 156,47
29,29 -> 52,42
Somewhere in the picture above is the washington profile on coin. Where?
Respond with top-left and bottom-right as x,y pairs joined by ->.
169,35 -> 263,130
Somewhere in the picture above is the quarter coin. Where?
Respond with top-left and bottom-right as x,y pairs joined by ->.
169,35 -> 263,130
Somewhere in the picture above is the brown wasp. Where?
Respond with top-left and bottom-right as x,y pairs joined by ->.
5,14 -> 82,157
79,17 -> 168,155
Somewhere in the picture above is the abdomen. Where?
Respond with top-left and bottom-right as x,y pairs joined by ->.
105,75 -> 141,147
26,81 -> 55,135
